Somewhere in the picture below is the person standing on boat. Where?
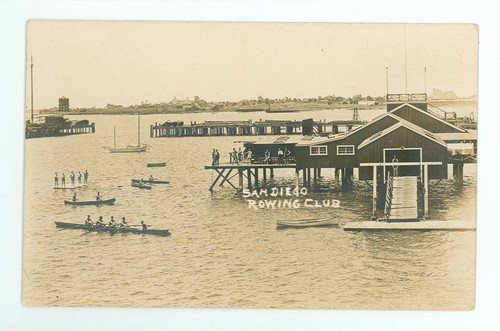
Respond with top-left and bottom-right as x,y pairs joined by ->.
78,171 -> 82,184
54,172 -> 59,187
96,216 -> 104,227
141,220 -> 147,230
84,170 -> 89,184
61,173 -> 66,187
96,192 -> 101,201
72,193 -> 77,202
70,171 -> 75,186
212,149 -> 216,166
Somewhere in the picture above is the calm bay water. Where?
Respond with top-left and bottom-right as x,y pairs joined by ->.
23,108 -> 476,309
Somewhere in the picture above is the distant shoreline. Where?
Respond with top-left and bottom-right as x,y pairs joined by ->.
33,99 -> 476,117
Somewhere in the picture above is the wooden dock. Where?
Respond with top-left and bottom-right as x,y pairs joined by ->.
205,163 -> 296,191
387,176 -> 419,220
343,220 -> 475,231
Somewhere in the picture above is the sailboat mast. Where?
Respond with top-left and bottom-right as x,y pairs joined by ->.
138,112 -> 141,147
30,56 -> 34,123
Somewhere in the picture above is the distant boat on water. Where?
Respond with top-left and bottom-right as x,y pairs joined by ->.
107,113 -> 148,153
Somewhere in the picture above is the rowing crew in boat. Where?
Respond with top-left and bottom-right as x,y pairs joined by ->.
84,215 -> 147,230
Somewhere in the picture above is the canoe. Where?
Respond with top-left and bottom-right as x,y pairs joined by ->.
131,179 -> 169,184
147,162 -> 166,167
55,221 -> 171,237
276,218 -> 338,229
64,198 -> 116,206
54,185 -> 85,190
131,181 -> 152,189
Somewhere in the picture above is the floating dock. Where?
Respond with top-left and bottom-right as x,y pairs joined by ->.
343,220 -> 475,231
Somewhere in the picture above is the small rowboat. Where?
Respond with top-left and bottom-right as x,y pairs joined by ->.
64,198 -> 116,206
131,181 -> 152,189
147,162 -> 166,167
276,218 -> 338,229
131,179 -> 169,185
55,221 -> 170,237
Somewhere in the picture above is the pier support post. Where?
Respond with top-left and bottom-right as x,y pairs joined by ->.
254,168 -> 259,187
307,168 -> 311,188
318,168 -> 321,177
303,168 -> 307,186
372,165 -> 377,220
270,168 -> 274,178
334,168 -> 340,188
247,169 -> 252,189
239,169 -> 243,191
295,169 -> 300,189
341,168 -> 347,191
263,168 -> 267,183
424,164 -> 429,218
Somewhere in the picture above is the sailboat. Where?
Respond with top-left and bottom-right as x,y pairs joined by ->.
108,113 -> 148,153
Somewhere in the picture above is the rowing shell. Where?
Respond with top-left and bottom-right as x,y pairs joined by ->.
54,184 -> 86,190
276,218 -> 338,229
64,198 -> 116,206
131,179 -> 169,184
55,221 -> 170,237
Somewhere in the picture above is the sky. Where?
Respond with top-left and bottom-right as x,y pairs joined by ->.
26,21 -> 478,109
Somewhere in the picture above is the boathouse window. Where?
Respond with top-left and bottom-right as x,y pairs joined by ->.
337,145 -> 355,155
310,145 -> 328,155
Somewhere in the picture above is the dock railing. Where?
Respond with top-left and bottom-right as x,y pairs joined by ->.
384,172 -> 394,220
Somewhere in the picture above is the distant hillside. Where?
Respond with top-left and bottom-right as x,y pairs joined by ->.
431,88 -> 458,100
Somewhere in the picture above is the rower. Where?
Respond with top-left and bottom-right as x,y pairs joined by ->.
72,193 -> 77,202
149,175 -> 154,181
85,215 -> 93,226
141,220 -> 147,230
96,216 -> 104,227
96,192 -> 102,201
119,217 -> 129,229
109,216 -> 116,228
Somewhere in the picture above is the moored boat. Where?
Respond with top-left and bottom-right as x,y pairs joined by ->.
147,162 -> 166,167
276,218 -> 338,229
55,221 -> 170,236
64,198 -> 116,206
131,179 -> 169,184
131,181 -> 152,189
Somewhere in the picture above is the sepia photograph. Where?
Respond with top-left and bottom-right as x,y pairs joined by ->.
21,21 -> 478,311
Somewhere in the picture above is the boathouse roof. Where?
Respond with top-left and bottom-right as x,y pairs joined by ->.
358,120 -> 447,149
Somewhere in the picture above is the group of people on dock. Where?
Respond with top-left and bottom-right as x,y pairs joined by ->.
263,147 -> 291,164
85,215 -> 148,230
229,147 -> 253,165
54,170 -> 89,187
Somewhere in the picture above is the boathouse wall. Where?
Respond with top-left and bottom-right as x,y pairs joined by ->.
357,126 -> 448,180
295,115 -> 400,169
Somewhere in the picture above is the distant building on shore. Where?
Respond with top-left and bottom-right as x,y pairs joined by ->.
59,96 -> 69,112
358,100 -> 379,106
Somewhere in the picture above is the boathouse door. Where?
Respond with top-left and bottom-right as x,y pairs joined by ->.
383,148 -> 422,180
